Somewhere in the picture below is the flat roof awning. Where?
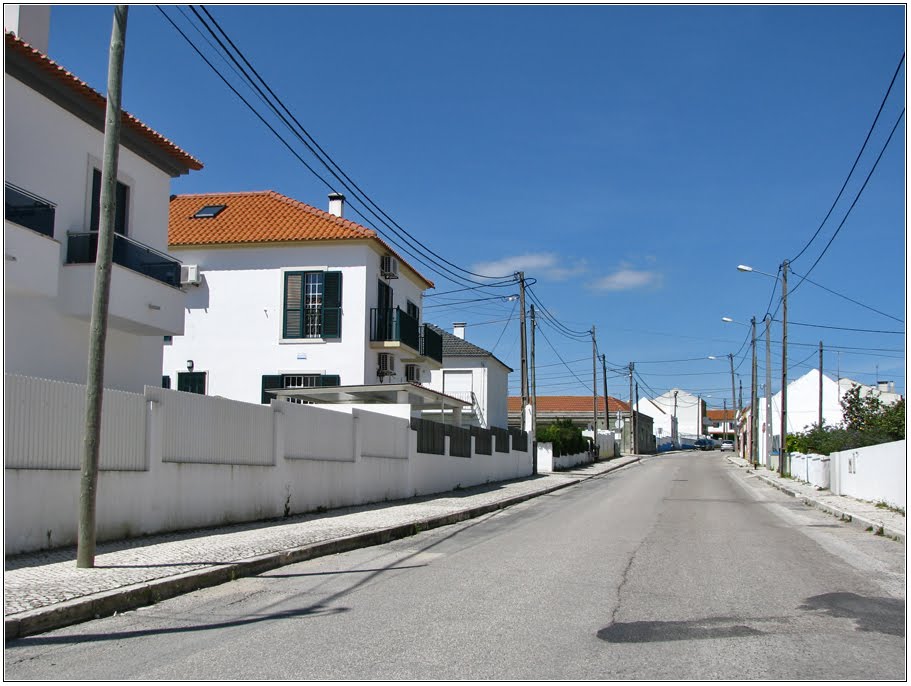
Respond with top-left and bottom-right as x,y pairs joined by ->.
268,383 -> 469,411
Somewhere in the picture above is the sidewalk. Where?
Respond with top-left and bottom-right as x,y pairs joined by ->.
726,455 -> 906,542
5,454 -> 645,640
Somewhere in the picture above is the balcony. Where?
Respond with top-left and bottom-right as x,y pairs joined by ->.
66,231 -> 181,288
419,324 -> 443,365
59,231 -> 185,336
370,307 -> 420,353
5,183 -> 55,238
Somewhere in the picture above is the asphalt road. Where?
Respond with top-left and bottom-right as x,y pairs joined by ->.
4,452 -> 905,680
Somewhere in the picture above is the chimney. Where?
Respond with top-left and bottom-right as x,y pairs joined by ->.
878,380 -> 893,393
328,192 -> 345,218
453,322 -> 466,340
5,5 -> 51,54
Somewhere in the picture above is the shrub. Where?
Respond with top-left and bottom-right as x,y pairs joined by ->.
536,419 -> 589,457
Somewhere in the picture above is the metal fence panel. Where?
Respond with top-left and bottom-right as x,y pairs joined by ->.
492,426 -> 510,453
470,425 -> 492,455
411,417 -> 445,455
4,374 -> 146,470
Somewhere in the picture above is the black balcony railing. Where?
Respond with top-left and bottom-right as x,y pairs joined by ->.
66,231 -> 181,288
419,324 -> 443,364
370,307 -> 420,351
5,183 -> 55,238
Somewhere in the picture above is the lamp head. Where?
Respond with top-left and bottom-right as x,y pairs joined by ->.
737,265 -> 753,273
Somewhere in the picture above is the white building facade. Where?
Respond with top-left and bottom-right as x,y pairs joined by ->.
424,323 -> 512,428
162,191 -> 442,403
4,24 -> 201,392
636,388 -> 706,447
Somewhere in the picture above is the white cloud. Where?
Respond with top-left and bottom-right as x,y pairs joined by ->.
471,253 -> 587,282
589,268 -> 662,292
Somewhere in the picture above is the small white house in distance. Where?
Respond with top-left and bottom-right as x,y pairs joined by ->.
636,389 -> 707,446
4,21 -> 202,392
163,191 -> 457,414
423,323 -> 513,428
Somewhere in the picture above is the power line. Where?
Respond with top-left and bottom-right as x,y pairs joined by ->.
535,321 -> 592,392
790,53 -> 906,263
776,320 -> 904,335
791,107 -> 906,293
786,269 -> 903,323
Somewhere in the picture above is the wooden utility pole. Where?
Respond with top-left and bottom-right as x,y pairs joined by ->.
728,353 -> 737,454
765,315 -> 773,469
780,260 -> 789,477
818,340 -> 824,429
628,363 -> 635,454
517,271 -> 528,433
591,326 -> 597,457
78,5 -> 129,569
634,382 -> 639,455
600,354 -> 609,432
750,316 -> 758,468
530,304 -> 537,475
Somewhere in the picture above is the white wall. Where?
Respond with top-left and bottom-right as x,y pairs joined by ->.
4,374 -> 533,554
4,70 -> 182,391
829,441 -> 906,510
637,390 -> 702,438
164,242 -> 432,402
426,356 -> 510,429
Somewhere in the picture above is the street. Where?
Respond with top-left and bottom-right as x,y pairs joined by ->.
4,452 -> 905,680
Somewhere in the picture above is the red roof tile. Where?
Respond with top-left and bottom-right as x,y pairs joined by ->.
168,191 -> 433,288
707,409 -> 736,421
5,31 -> 202,173
508,396 -> 630,413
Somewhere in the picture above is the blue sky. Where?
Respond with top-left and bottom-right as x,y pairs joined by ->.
44,4 -> 906,407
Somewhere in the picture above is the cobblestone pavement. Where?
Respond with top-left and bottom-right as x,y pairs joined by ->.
5,456 -> 643,621
726,455 -> 906,541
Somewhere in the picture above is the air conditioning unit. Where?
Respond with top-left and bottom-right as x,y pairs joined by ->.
377,352 -> 395,379
380,255 -> 399,279
405,364 -> 421,383
180,264 -> 201,286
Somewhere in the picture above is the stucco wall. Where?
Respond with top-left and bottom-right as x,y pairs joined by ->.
829,441 -> 906,510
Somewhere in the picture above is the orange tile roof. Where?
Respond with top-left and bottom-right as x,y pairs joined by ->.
168,191 -> 434,288
707,409 -> 736,421
508,396 -> 630,413
5,32 -> 202,173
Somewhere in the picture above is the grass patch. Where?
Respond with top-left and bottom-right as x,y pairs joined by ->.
875,501 -> 905,517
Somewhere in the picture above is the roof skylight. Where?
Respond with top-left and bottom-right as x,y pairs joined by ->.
193,204 -> 226,219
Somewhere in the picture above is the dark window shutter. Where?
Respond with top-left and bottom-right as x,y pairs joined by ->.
162,375 -> 171,389
283,273 -> 303,338
319,374 -> 341,387
322,271 -> 342,339
90,169 -> 101,232
261,374 -> 283,404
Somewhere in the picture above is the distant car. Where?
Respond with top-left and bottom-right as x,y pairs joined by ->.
720,440 -> 734,452
694,438 -> 714,451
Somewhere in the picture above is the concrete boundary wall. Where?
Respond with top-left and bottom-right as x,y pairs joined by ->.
4,374 -> 532,554
829,440 -> 906,510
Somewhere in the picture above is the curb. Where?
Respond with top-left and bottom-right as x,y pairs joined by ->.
5,456 -> 640,641
725,456 -> 905,544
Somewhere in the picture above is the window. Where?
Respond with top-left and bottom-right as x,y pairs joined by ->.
260,373 -> 341,404
90,169 -> 129,235
177,371 -> 206,395
162,375 -> 171,389
406,300 -> 419,322
192,204 -> 226,219
283,271 -> 342,339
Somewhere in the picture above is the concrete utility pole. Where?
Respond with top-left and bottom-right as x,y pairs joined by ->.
750,317 -> 758,467
591,326 -> 597,456
600,354 -> 609,433
78,5 -> 129,569
764,315 -> 772,469
728,353 -> 737,454
780,260 -> 789,477
634,382 -> 639,455
673,390 -> 678,448
517,271 -> 528,433
818,340 -> 824,429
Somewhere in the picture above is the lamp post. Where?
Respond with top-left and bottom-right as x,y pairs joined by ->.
738,263 -> 788,476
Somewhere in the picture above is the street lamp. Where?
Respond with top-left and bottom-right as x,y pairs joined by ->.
738,262 -> 788,477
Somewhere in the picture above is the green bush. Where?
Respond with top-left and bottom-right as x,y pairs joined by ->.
788,385 -> 905,456
536,419 -> 589,457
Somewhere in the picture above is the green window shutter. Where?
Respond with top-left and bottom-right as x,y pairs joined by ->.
261,374 -> 283,404
322,271 -> 342,339
162,375 -> 171,389
319,374 -> 341,387
283,272 -> 303,338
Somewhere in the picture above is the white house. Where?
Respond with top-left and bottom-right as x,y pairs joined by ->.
4,20 -> 202,392
423,323 -> 512,428
163,191 -> 462,417
636,389 -> 706,447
